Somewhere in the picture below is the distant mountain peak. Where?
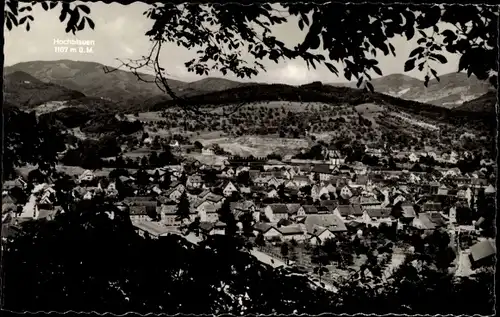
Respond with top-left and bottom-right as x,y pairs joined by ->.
5,70 -> 42,83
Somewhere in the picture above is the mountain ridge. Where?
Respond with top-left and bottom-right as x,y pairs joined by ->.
3,70 -> 86,107
333,72 -> 492,108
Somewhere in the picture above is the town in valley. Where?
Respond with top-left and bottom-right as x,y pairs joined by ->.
2,1 -> 497,315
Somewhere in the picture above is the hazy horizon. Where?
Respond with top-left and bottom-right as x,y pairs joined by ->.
4,2 -> 462,85
5,58 -> 468,86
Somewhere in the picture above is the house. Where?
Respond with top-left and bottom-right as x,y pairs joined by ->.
129,206 -> 150,221
349,175 -> 370,188
400,203 -> 417,219
484,184 -> 496,196
284,179 -> 299,190
283,168 -> 296,180
267,188 -> 279,198
230,201 -> 258,222
221,167 -> 235,178
278,225 -> 307,241
230,201 -> 257,213
186,175 -> 204,188
164,187 -> 183,202
360,196 -> 382,209
264,204 -> 290,222
469,239 -> 496,269
308,225 -> 336,245
324,183 -> 336,194
409,153 -> 419,163
160,204 -> 180,226
319,200 -> 338,212
362,208 -> 393,227
36,207 -> 59,221
132,221 -> 172,240
202,147 -> 215,155
444,167 -> 462,178
253,223 -> 281,239
254,176 -> 271,187
2,177 -> 27,190
411,212 -> 446,231
200,221 -> 226,236
286,204 -> 301,217
311,185 -> 330,200
333,204 -> 363,221
340,185 -> 353,199
304,214 -> 347,238
408,173 -> 421,184
311,164 -> 332,181
297,205 -> 318,216
204,193 -> 225,208
422,202 -> 442,212
222,181 -> 239,197
291,175 -> 311,188
197,203 -> 219,222
437,184 -> 449,196
267,176 -> 284,188
78,170 -> 95,183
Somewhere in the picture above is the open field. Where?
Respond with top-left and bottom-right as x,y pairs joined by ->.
122,147 -> 154,159
16,164 -> 137,178
33,101 -> 69,115
125,112 -> 160,122
197,135 -> 311,157
354,103 -> 386,114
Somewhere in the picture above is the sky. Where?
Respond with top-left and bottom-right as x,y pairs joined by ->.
4,2 -> 461,85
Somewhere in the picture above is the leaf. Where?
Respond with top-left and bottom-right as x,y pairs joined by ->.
41,2 -> 48,11
405,27 -> 415,40
366,82 -> 374,93
388,43 -> 395,56
404,58 -> 416,72
357,77 -> 364,88
309,34 -> 320,50
77,18 -> 85,31
430,69 -> 440,81
302,13 -> 309,26
409,47 -> 425,58
86,17 -> 95,30
26,22 -> 30,31
6,18 -> 12,31
372,66 -> 382,76
417,38 -> 426,45
59,10 -> 67,22
77,5 -> 91,15
418,62 -> 425,71
325,62 -> 338,75
424,75 -> 430,87
298,19 -> 304,31
458,52 -> 468,71
441,29 -> 456,41
431,53 -> 447,64
344,70 -> 352,81
380,44 -> 389,56
19,16 -> 27,25
418,30 -> 427,38
50,2 -> 58,9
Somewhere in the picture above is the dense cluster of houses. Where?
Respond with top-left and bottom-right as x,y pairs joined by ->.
2,145 -> 497,269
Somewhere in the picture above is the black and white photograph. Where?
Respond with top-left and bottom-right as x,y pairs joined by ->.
1,1 -> 497,315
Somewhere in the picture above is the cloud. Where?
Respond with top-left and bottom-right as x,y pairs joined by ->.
107,16 -> 126,33
124,46 -> 134,55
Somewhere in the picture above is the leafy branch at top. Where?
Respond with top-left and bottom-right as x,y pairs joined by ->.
5,1 -> 498,112
5,1 -> 94,34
